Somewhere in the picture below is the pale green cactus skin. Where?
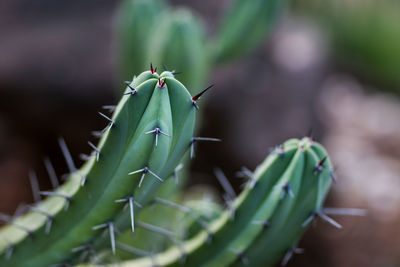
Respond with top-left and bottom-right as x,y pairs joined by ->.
0,70 -> 196,267
82,137 -> 332,267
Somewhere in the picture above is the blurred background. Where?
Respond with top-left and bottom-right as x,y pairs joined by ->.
1,0 -> 400,266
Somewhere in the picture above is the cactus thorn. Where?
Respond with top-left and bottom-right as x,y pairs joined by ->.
281,246 -> 304,266
158,78 -> 166,88
87,141 -> 100,162
79,153 -> 91,161
71,243 -> 92,253
314,157 -> 327,174
237,166 -> 256,188
98,112 -> 115,127
233,249 -> 250,265
124,81 -> 137,95
116,242 -> 150,257
214,168 -> 237,200
135,221 -> 175,238
92,222 -> 116,254
306,127 -> 314,141
102,105 -> 116,112
271,145 -> 285,156
323,207 -> 367,216
154,197 -> 210,233
44,158 -> 59,189
91,131 -> 102,138
191,84 -> 214,108
150,63 -> 157,74
302,210 -> 342,229
190,137 -> 221,158
222,194 -> 236,220
80,174 -> 88,186
29,170 -> 41,203
173,163 -> 184,185
5,245 -> 13,260
281,183 -> 294,199
252,220 -> 271,229
145,127 -> 170,147
128,167 -> 163,187
330,166 -> 338,182
115,197 -> 135,232
162,63 -> 168,71
58,137 -> 77,174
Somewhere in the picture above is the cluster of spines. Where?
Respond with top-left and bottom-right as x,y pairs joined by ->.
84,137 -> 364,267
0,65 -> 219,267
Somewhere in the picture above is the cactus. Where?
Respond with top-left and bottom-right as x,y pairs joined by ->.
76,137 -> 337,266
0,69 -> 198,266
213,0 -> 286,63
115,0 -> 286,94
144,8 -> 210,94
115,0 -> 167,81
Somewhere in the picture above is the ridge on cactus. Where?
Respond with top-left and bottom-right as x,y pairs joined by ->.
75,137 -> 363,267
0,67 -> 202,267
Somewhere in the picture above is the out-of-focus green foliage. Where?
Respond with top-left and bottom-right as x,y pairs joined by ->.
213,0 -> 286,63
144,8 -> 210,93
295,0 -> 400,90
115,0 -> 167,81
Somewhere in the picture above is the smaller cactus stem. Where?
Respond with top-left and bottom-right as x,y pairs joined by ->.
39,191 -> 72,210
0,214 -> 34,237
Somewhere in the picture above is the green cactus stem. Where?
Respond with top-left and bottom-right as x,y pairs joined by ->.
82,137 -> 336,267
0,69 -> 197,267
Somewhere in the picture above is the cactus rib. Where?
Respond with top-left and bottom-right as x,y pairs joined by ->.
85,137 -> 333,267
0,70 -> 196,267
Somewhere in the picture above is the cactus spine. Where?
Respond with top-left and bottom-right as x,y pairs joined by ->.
80,137 -> 335,266
0,69 -> 197,266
